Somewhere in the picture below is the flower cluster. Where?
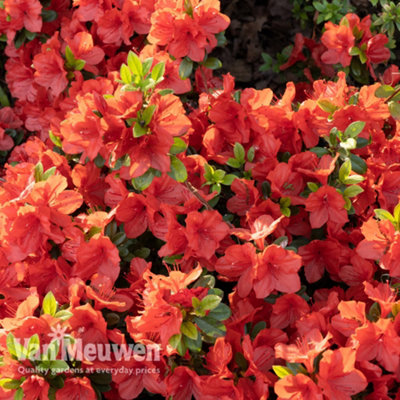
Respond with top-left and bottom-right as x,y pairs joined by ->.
0,1 -> 399,399
280,13 -> 392,84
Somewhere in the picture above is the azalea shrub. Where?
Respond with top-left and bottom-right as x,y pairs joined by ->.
0,1 -> 400,399
262,6 -> 399,85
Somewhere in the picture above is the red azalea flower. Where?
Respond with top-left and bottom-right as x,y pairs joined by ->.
305,185 -> 348,229
55,377 -> 96,400
317,347 -> 368,400
321,22 -> 354,67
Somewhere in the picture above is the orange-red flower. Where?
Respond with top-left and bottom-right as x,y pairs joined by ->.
305,185 -> 348,229
321,22 -> 354,67
55,377 -> 96,400
184,210 -> 229,260
317,347 -> 367,400
275,374 -> 323,400
254,245 -> 302,299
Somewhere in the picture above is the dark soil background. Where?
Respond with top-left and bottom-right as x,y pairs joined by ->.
216,0 -> 303,91
215,0 -> 395,92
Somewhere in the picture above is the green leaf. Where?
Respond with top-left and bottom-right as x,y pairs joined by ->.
113,154 -> 131,170
250,321 -> 266,339
394,203 -> 400,223
392,303 -> 400,317
49,360 -> 69,372
42,292 -> 57,316
286,362 -> 308,375
111,231 -> 126,246
222,174 -> 237,185
375,208 -> 395,222
127,51 -> 143,78
194,316 -> 226,337
54,310 -> 73,321
42,167 -> 56,181
27,334 -> 40,358
90,372 -> 113,386
375,84 -> 395,98
94,154 -> 105,168
307,182 -> 319,192
34,161 -> 44,182
14,30 -> 26,49
49,131 -> 62,147
192,297 -> 201,309
247,146 -> 255,162
280,197 -> 291,208
233,143 -> 245,162
339,159 -> 352,183
203,57 -> 222,70
343,174 -> 364,184
329,128 -> 339,147
349,46 -> 361,56
142,105 -> 157,125
235,352 -> 249,371
24,30 -> 36,41
344,196 -> 352,210
181,321 -> 198,340
42,340 -> 60,361
213,169 -> 226,182
210,183 -> 221,194
158,89 -> 174,96
168,155 -> 187,182
133,122 -> 148,138
176,336 -> 187,356
348,93 -> 359,105
193,274 -> 216,288
317,99 -> 338,114
207,303 -> 231,321
208,287 -> 224,297
6,333 -> 17,358
343,185 -> 364,198
132,168 -> 157,191
0,379 -> 20,390
179,58 -> 193,79
142,57 -> 153,76
200,295 -> 222,311
349,154 -> 367,174
64,45 -> 75,66
226,158 -> 241,168
358,50 -> 367,64
0,86 -> 10,107
120,64 -> 132,84
170,137 -> 187,155
310,147 -> 329,157
215,31 -> 227,46
203,163 -> 214,181
134,247 -> 150,258
182,331 -> 202,352
168,333 -> 182,349
389,101 -> 400,119
272,365 -> 293,379
14,388 -> 24,400
391,92 -> 400,102
41,9 -> 58,22
344,121 -> 365,138
367,302 -> 381,322
74,59 -> 86,71
312,1 -> 325,12
151,62 -> 165,82
261,181 -> 271,198
356,137 -> 369,148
